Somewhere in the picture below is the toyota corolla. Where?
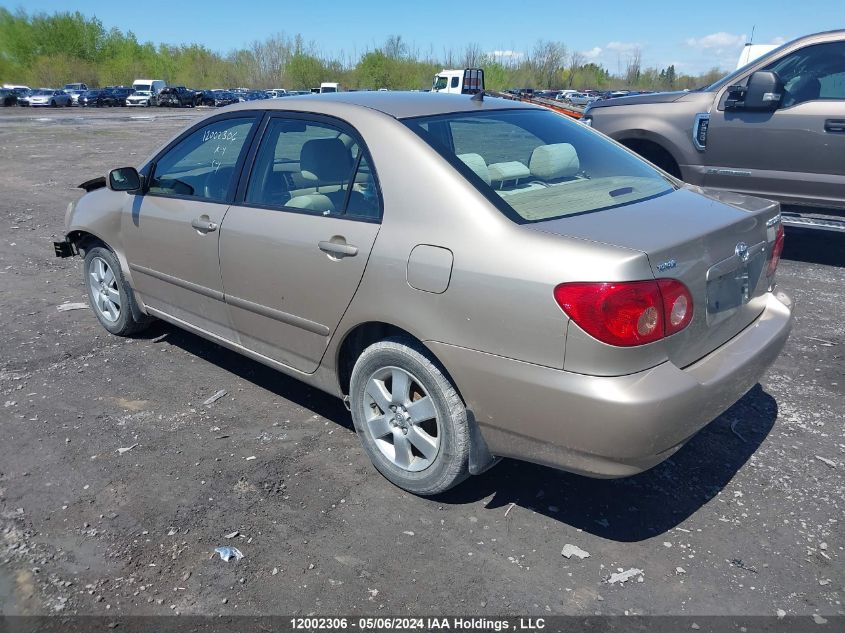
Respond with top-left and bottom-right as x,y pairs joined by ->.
54,93 -> 792,495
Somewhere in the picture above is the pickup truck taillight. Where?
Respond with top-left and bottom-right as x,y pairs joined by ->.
767,223 -> 785,277
554,279 -> 694,347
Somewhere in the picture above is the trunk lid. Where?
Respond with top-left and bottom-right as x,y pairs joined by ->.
528,186 -> 780,368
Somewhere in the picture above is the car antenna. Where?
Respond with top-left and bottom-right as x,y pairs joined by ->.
471,90 -> 485,102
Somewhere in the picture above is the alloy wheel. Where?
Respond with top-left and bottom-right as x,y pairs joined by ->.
363,366 -> 441,472
88,256 -> 121,322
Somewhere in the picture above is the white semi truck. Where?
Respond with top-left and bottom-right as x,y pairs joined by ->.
431,69 -> 484,94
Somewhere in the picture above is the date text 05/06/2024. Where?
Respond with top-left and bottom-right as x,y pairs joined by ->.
290,617 -> 547,631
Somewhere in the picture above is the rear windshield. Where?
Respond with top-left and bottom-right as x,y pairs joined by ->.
404,109 -> 675,223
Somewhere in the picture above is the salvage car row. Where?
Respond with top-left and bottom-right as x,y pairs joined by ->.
0,85 -> 293,108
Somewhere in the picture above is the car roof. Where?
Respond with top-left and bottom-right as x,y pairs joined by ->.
227,91 -> 536,120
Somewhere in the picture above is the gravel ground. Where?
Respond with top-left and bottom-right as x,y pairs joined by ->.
0,108 -> 842,618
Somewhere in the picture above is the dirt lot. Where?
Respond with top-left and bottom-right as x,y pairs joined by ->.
0,108 -> 843,619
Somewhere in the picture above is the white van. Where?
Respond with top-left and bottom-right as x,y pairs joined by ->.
132,79 -> 167,96
735,43 -> 779,69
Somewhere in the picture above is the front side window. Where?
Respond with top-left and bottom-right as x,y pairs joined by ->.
765,41 -> 845,106
148,117 -> 256,201
405,109 -> 675,223
245,118 -> 380,219
433,76 -> 448,91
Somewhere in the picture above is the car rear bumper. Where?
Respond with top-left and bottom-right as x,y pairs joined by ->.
427,290 -> 793,478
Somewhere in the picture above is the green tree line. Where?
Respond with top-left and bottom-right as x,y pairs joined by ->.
0,9 -> 726,91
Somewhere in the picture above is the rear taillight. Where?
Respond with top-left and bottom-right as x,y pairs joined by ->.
767,223 -> 785,277
554,279 -> 694,347
657,278 -> 694,336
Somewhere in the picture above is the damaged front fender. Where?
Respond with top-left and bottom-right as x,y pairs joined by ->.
78,176 -> 106,192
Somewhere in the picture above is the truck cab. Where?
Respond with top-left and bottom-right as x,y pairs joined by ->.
320,82 -> 340,93
584,30 -> 845,231
432,69 -> 485,94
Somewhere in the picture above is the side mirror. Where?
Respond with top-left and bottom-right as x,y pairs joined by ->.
108,167 -> 142,192
745,71 -> 783,110
726,71 -> 783,111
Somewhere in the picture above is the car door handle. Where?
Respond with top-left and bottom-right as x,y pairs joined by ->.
318,240 -> 358,258
191,216 -> 218,233
825,119 -> 845,133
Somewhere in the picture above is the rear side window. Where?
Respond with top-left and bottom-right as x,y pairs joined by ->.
404,109 -> 675,223
149,117 -> 256,201
245,118 -> 381,220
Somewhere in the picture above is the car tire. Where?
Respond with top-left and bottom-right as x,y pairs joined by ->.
83,246 -> 152,336
349,336 -> 470,495
50,100 -> 56,107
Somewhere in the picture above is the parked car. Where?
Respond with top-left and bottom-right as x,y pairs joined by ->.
199,90 -> 239,107
64,89 -> 86,105
105,87 -> 133,105
158,86 -> 195,107
78,90 -> 108,107
19,89 -> 72,107
126,90 -> 155,107
55,93 -> 792,495
0,88 -> 18,106
584,29 -> 845,231
565,92 -> 596,106
64,82 -> 88,92
536,90 -> 561,99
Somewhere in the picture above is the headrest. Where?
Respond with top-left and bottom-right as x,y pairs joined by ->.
457,153 -> 491,185
529,143 -> 580,181
286,193 -> 335,213
300,137 -> 353,183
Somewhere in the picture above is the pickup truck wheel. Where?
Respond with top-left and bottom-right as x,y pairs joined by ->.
622,139 -> 682,179
83,246 -> 151,336
350,337 -> 470,495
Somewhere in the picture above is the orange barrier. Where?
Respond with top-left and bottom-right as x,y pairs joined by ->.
524,98 -> 583,119
488,91 -> 584,119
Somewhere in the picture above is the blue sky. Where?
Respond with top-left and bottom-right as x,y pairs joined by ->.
4,0 -> 841,74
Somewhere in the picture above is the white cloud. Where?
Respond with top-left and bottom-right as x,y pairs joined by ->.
685,32 -> 747,51
581,46 -> 602,60
605,41 -> 641,55
488,49 -> 524,61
